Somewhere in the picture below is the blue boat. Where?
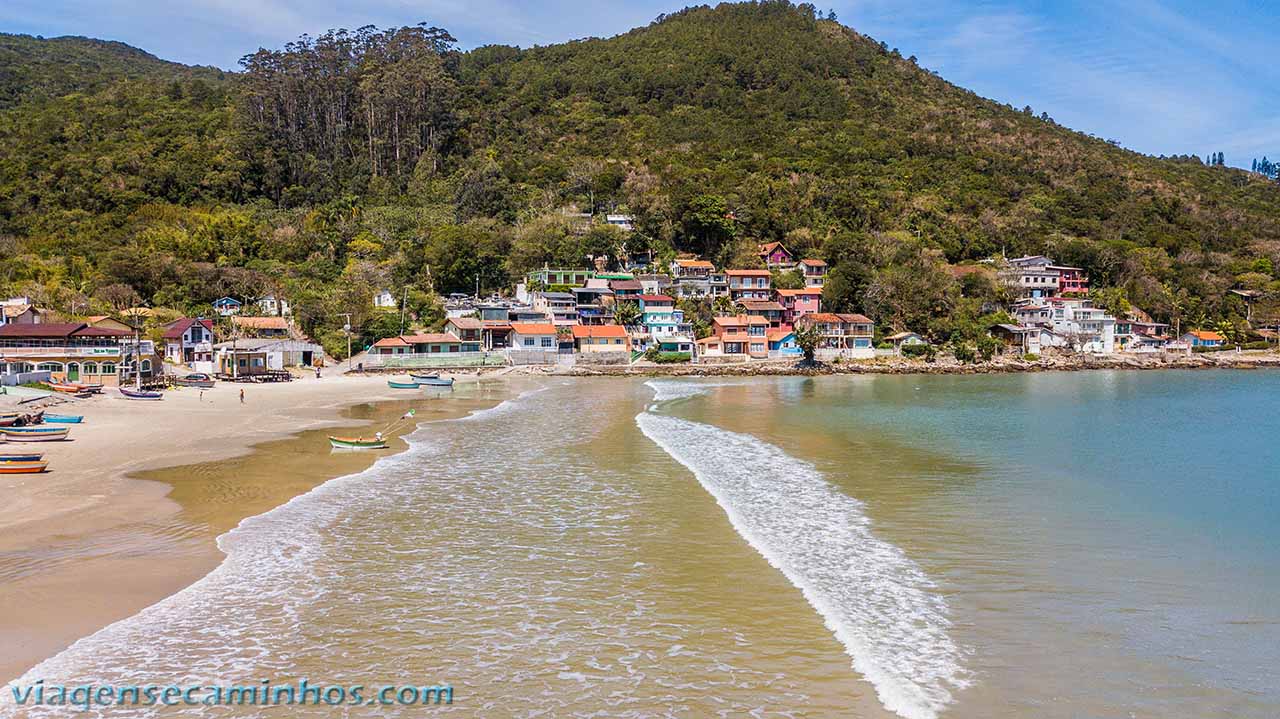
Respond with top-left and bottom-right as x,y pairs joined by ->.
43,414 -> 84,424
419,376 -> 454,388
387,379 -> 421,389
0,452 -> 43,462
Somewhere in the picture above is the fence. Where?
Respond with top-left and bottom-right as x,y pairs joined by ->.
361,351 -> 509,370
506,349 -> 561,366
0,370 -> 53,387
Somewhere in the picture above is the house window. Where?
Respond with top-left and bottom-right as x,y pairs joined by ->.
84,362 -> 99,375
38,362 -> 63,372
101,363 -> 116,375
541,337 -> 553,348
524,338 -> 536,347
140,359 -> 152,373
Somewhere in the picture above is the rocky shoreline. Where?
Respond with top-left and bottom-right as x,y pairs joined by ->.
493,350 -> 1280,378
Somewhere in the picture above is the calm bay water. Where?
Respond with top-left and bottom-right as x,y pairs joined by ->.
4,371 -> 1277,718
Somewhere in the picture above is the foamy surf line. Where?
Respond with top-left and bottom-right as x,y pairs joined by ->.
637,382 -> 967,719
0,387 -> 544,716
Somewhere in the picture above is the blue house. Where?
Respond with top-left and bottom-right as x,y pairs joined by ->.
767,328 -> 801,357
212,297 -> 242,316
1182,330 -> 1224,348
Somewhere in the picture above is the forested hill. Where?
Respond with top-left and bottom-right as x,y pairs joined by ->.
2,1 -> 1278,357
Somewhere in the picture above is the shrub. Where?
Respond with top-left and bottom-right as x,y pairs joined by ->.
952,343 -> 975,363
900,343 -> 931,359
653,352 -> 691,363
1022,353 -> 1040,362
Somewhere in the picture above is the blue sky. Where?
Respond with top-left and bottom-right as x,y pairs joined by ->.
3,0 -> 1276,166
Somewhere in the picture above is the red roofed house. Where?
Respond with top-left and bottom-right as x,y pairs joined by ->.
738,299 -> 785,329
669,258 -> 715,279
371,333 -> 463,355
0,322 -> 134,385
162,318 -> 216,365
697,315 -> 770,358
758,242 -> 794,268
443,317 -> 484,352
798,313 -> 875,359
571,324 -> 631,353
774,287 -> 822,328
799,258 -> 827,287
726,269 -> 772,302
509,323 -> 559,351
230,316 -> 290,338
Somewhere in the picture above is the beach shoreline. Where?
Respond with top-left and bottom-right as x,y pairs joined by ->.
0,373 -> 514,682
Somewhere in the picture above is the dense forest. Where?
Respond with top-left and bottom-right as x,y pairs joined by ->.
2,1 -> 1279,356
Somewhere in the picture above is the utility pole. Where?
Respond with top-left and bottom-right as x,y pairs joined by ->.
341,313 -> 353,372
399,287 -> 409,335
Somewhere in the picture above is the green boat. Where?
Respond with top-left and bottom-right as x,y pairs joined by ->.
387,379 -> 420,389
328,435 -> 389,450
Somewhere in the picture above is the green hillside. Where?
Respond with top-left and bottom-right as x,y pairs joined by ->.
1,2 -> 1277,355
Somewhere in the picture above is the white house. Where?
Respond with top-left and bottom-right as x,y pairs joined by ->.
257,294 -> 291,317
373,290 -> 397,309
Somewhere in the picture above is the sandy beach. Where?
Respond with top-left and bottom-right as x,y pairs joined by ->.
0,373 -> 513,682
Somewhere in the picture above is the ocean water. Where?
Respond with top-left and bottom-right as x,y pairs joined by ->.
4,372 -> 1278,718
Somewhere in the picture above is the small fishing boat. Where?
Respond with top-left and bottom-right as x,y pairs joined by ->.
75,383 -> 104,394
0,416 -> 17,427
387,379 -> 420,389
0,427 -> 69,441
174,373 -> 215,389
409,372 -> 439,382
0,452 -> 45,462
327,408 -> 416,451
43,413 -> 84,424
328,436 -> 389,450
419,376 -> 455,388
0,461 -> 48,474
119,387 -> 164,401
46,384 -> 91,398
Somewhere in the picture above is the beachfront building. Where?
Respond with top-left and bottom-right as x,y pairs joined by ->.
0,322 -> 135,385
212,297 -> 243,316
798,313 -> 875,359
738,300 -> 785,329
699,315 -> 769,359
726,269 -> 772,302
758,242 -> 795,269
213,338 -> 322,376
774,287 -> 822,328
162,318 -> 215,366
657,336 -> 695,355
990,324 -> 1044,355
571,324 -> 631,353
1049,265 -> 1088,295
1000,256 -> 1060,299
885,331 -> 927,354
231,316 -> 290,338
1182,330 -> 1224,348
509,323 -> 559,350
767,328 -> 801,358
370,333 -> 462,356
799,258 -> 827,287
1046,298 -> 1115,353
531,292 -> 579,327
1115,316 -> 1171,352
443,318 -> 484,352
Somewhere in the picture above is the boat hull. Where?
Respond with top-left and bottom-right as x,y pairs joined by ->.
0,453 -> 44,462
0,429 -> 68,442
119,388 -> 164,400
420,378 -> 455,387
409,373 -> 439,381
328,436 -> 388,450
43,414 -> 84,424
0,461 -> 48,474
387,381 -> 420,389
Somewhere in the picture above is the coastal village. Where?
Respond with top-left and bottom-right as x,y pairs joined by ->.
1,213 -> 1269,390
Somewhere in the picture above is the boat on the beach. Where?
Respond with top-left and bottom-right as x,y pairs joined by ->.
0,461 -> 48,474
46,383 -> 91,398
387,379 -> 420,389
174,373 -> 215,389
409,372 -> 439,382
0,416 -> 17,427
0,452 -> 44,462
0,427 -> 69,441
43,413 -> 83,424
328,436 -> 389,450
74,383 -> 104,394
119,387 -> 164,401
419,376 -> 454,388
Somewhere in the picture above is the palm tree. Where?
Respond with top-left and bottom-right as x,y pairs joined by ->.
614,300 -> 642,328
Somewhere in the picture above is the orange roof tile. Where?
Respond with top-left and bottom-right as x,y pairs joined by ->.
509,323 -> 558,335
571,325 -> 628,339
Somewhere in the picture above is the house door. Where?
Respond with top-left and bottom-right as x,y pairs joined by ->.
66,363 -> 80,382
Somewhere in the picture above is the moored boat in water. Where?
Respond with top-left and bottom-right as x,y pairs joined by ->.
328,435 -> 389,450
409,372 -> 439,382
387,379 -> 420,389
419,376 -> 454,388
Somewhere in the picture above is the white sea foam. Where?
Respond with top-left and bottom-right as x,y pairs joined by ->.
637,383 -> 969,719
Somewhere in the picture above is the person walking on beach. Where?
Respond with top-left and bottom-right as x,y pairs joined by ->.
239,388 -> 245,405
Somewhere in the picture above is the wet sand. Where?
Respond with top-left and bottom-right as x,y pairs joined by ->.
0,374 -> 514,682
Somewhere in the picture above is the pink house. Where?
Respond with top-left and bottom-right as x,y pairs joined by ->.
758,242 -> 794,268
774,287 -> 822,328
